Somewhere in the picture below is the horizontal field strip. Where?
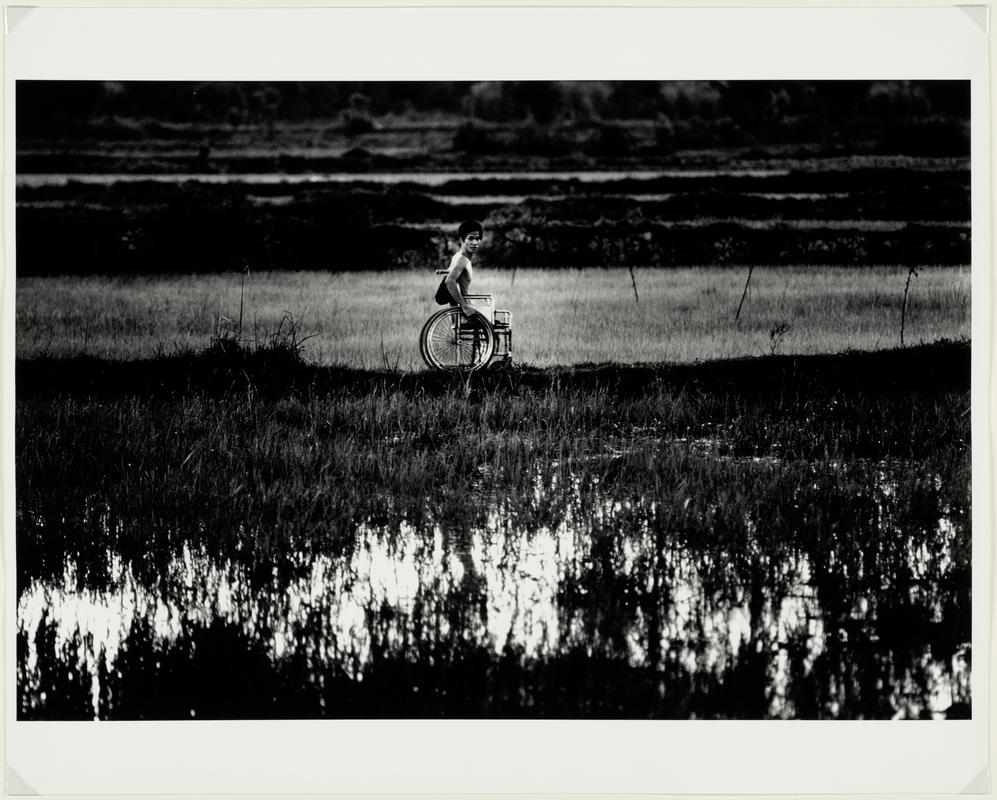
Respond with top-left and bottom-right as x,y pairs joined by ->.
15,197 -> 968,226
428,192 -> 855,205
17,170 -> 970,199
15,143 -> 449,160
16,169 -> 970,220
16,169 -> 792,188
15,151 -> 968,172
399,219 -> 969,232
14,340 -> 971,398
16,184 -> 970,225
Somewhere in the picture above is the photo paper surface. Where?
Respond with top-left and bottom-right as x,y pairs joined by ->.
4,5 -> 990,795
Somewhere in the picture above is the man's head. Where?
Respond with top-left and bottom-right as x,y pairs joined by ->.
458,219 -> 483,242
457,219 -> 483,255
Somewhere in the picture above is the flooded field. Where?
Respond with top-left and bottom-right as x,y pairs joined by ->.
16,345 -> 971,719
16,158 -> 970,276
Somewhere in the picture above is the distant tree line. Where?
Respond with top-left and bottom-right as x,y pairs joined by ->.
18,80 -> 969,141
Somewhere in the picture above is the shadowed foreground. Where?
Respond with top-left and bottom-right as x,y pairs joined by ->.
16,341 -> 971,719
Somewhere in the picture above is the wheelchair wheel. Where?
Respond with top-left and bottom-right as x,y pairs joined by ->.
420,307 -> 495,371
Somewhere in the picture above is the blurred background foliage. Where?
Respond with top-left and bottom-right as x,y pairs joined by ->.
18,80 -> 970,156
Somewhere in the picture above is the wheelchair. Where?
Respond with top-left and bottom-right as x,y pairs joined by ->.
420,279 -> 512,372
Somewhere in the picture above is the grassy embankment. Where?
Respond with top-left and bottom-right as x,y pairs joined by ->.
16,266 -> 970,367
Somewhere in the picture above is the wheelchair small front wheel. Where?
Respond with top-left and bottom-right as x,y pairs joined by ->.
420,308 -> 495,371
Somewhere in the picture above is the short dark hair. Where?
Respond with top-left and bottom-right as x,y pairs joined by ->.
457,219 -> 483,240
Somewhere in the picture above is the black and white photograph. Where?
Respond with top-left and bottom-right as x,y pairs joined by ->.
4,6 -> 990,796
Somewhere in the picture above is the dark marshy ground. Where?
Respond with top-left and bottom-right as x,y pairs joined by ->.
16,339 -> 971,719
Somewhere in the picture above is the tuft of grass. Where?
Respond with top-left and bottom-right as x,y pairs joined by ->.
203,310 -> 316,376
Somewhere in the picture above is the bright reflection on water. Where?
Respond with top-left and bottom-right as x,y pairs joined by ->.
17,457 -> 970,720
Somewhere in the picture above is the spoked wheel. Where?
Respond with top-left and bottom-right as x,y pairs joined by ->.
420,307 -> 495,371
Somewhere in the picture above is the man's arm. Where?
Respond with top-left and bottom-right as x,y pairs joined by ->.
445,255 -> 469,310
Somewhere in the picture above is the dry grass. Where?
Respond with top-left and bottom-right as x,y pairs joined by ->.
17,266 -> 970,367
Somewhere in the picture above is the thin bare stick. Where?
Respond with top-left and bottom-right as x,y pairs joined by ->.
735,265 -> 755,322
901,266 -> 918,347
238,265 -> 250,337
629,266 -> 640,303
380,332 -> 389,371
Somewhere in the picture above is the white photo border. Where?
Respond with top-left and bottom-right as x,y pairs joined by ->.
3,5 -> 990,795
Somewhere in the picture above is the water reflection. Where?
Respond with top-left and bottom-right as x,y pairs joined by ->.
17,459 -> 969,720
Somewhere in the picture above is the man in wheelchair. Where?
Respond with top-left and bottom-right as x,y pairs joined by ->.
435,219 -> 485,320
422,219 -> 512,370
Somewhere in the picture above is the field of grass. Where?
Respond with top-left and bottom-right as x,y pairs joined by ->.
16,266 -> 970,367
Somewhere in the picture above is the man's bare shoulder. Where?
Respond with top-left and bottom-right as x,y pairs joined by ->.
449,252 -> 471,271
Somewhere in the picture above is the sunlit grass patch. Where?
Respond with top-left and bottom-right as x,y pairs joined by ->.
17,265 -> 970,367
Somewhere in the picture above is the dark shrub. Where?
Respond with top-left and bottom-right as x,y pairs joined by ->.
511,123 -> 574,157
654,117 -> 676,153
342,92 -> 375,137
343,114 -> 375,136
879,117 -> 970,157
452,123 -> 498,154
586,124 -> 635,157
